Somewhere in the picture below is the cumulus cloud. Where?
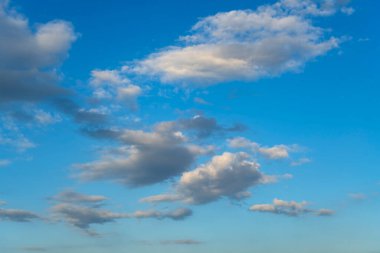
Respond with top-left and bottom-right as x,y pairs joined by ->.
142,152 -> 273,205
249,198 -> 334,217
131,0 -> 347,86
133,208 -> 192,221
228,137 -> 300,160
0,1 -> 76,103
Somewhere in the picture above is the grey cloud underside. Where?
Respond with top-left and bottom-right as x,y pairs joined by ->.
53,98 -> 108,125
133,208 -> 192,220
78,144 -> 196,187
160,239 -> 202,245
50,190 -> 107,206
0,2 -> 76,103
52,203 -> 127,235
51,191 -> 192,235
0,208 -> 39,222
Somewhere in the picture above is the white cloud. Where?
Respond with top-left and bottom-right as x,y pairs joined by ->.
228,137 -> 300,160
132,0 -> 343,86
90,69 -> 142,110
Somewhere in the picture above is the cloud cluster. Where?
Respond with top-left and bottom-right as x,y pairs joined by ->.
250,198 -> 334,217
132,0 -> 347,86
0,1 -> 76,103
77,117 -> 220,187
51,191 -> 192,235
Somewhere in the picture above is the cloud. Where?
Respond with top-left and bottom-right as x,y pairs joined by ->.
0,1 -> 76,103
0,159 -> 11,167
131,0 -> 344,86
90,69 -> 142,110
228,137 -> 300,160
155,115 -> 245,139
50,190 -> 107,206
76,126 -> 201,187
290,157 -> 311,166
52,203 -> 127,235
348,193 -> 367,201
0,201 -> 39,222
160,239 -> 202,245
133,208 -> 192,221
142,152 -> 272,205
54,98 -> 107,125
249,198 -> 334,217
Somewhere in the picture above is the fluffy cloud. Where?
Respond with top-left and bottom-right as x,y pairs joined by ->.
228,137 -> 300,160
0,1 -> 76,103
249,198 -> 334,217
132,0 -> 346,86
142,152 -> 272,205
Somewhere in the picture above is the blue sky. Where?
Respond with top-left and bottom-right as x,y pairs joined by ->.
0,0 -> 379,252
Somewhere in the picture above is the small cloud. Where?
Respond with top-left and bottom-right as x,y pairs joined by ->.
291,158 -> 311,166
0,159 -> 11,167
194,97 -> 211,105
249,198 -> 334,217
349,193 -> 367,201
160,239 -> 202,245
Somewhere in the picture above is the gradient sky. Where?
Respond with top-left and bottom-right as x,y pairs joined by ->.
0,0 -> 379,252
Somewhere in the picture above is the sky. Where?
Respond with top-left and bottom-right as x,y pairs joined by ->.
0,0 -> 379,252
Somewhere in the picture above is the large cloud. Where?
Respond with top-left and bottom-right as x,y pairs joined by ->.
131,0 -> 349,86
0,1 -> 76,103
141,152 -> 274,205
